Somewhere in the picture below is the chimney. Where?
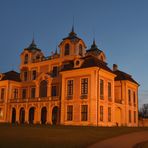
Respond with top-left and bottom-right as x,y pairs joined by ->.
113,64 -> 118,71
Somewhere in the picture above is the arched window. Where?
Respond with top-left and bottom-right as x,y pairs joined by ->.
39,80 -> 48,98
24,54 -> 29,64
79,44 -> 83,56
100,55 -> 104,61
64,43 -> 70,56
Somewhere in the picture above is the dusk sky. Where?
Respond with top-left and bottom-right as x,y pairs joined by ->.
0,0 -> 148,107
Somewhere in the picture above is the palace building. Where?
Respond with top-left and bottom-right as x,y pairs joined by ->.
0,28 -> 139,126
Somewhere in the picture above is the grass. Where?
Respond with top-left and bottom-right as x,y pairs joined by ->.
0,124 -> 148,148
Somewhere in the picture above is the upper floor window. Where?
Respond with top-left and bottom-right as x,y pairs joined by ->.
31,87 -> 36,98
67,105 -> 73,121
64,43 -> 70,56
32,70 -> 37,80
79,44 -> 83,56
133,91 -> 136,104
39,80 -> 47,98
51,85 -> 57,97
67,80 -> 73,98
81,78 -> 88,95
1,88 -> 5,100
100,79 -> 104,99
108,82 -> 111,100
22,89 -> 27,99
24,71 -> 28,81
13,89 -> 18,99
52,66 -> 58,77
81,105 -> 88,121
36,54 -> 40,60
128,89 -> 131,104
24,54 -> 29,64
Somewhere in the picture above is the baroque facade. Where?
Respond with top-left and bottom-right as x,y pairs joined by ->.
0,28 -> 139,126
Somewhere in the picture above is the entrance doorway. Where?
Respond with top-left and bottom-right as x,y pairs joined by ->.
19,108 -> 25,124
11,108 -> 16,123
29,107 -> 35,124
52,106 -> 59,125
115,107 -> 121,126
41,107 -> 47,124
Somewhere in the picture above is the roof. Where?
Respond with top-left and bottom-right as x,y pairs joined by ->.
0,70 -> 21,82
24,39 -> 41,52
86,40 -> 102,55
61,55 -> 114,74
114,70 -> 139,85
62,27 -> 81,42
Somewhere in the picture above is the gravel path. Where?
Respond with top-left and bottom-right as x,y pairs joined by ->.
89,131 -> 148,148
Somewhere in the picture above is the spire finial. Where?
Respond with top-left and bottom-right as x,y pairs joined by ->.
71,16 -> 74,32
55,45 -> 58,54
93,38 -> 96,45
93,28 -> 96,45
28,32 -> 37,49
32,32 -> 35,44
69,16 -> 77,37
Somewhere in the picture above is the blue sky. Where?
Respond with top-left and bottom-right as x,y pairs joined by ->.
0,0 -> 148,107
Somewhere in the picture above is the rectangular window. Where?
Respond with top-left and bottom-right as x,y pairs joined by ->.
24,71 -> 28,81
100,106 -> 103,121
52,66 -> 58,77
22,89 -> 27,99
13,89 -> 18,99
129,110 -> 131,123
31,87 -> 36,98
81,78 -> 88,95
134,111 -> 136,123
81,105 -> 88,121
32,70 -> 37,80
67,105 -> 73,121
133,91 -> 136,105
108,107 -> 111,122
100,79 -> 104,99
51,85 -> 57,97
0,108 -> 3,119
1,88 -> 5,100
67,80 -> 73,97
108,82 -> 111,100
128,89 -> 131,105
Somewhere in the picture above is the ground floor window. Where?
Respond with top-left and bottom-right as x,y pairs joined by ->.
100,106 -> 103,121
0,108 -> 3,119
108,107 -> 111,122
67,105 -> 73,121
129,110 -> 131,123
134,111 -> 136,123
81,105 -> 88,121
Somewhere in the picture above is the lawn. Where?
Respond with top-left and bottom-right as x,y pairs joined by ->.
0,124 -> 147,148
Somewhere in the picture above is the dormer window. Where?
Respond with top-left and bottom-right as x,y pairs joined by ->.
64,43 -> 70,56
79,44 -> 83,56
36,54 -> 40,60
24,54 -> 29,64
100,55 -> 104,61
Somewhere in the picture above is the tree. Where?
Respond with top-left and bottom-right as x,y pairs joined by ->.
139,104 -> 148,118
